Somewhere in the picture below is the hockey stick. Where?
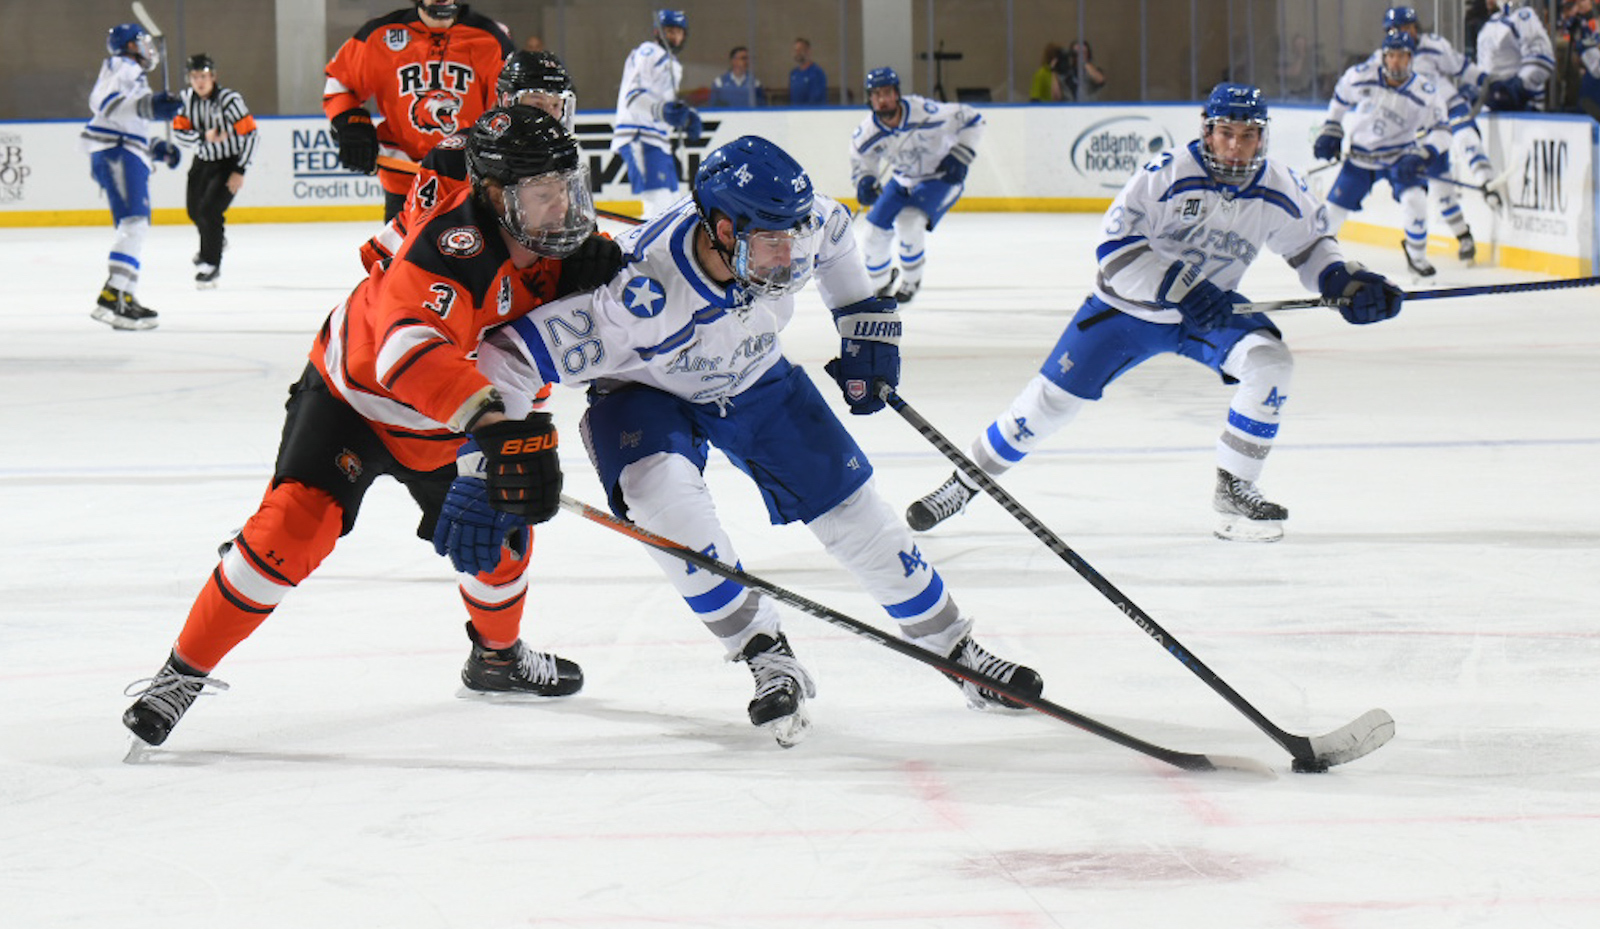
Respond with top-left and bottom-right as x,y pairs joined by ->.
557,494 -> 1268,774
883,387 -> 1395,772
1235,273 -> 1600,313
130,2 -> 171,143
1304,158 -> 1342,177
597,207 -> 646,226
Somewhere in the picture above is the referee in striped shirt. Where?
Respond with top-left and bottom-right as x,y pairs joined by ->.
173,54 -> 257,288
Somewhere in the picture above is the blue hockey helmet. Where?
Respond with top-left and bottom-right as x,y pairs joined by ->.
1200,83 -> 1269,186
693,136 -> 821,298
107,22 -> 158,72
655,9 -> 688,51
1380,28 -> 1417,84
1383,6 -> 1419,31
864,67 -> 901,93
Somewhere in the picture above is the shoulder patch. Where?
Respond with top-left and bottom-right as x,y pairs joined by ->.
437,226 -> 484,258
383,26 -> 410,52
620,276 -> 668,318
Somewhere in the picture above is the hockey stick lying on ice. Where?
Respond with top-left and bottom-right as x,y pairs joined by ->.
1234,273 -> 1600,313
882,387 -> 1394,772
558,494 -> 1269,774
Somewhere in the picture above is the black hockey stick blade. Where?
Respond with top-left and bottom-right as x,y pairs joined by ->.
883,386 -> 1394,771
1236,273 -> 1600,314
558,495 -> 1269,775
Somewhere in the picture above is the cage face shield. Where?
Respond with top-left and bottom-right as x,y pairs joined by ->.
728,214 -> 822,298
501,165 -> 597,258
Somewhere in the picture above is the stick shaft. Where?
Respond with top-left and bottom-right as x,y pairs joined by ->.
1237,274 -> 1600,313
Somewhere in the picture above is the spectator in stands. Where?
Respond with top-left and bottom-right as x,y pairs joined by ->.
709,46 -> 766,107
1060,40 -> 1106,101
789,38 -> 827,104
1030,43 -> 1066,101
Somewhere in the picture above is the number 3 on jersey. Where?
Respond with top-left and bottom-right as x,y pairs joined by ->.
423,282 -> 457,318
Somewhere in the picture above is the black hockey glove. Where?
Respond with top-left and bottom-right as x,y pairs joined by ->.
433,438 -> 528,576
1319,261 -> 1404,325
469,414 -> 563,523
555,233 -> 624,297
824,296 -> 902,415
331,107 -> 378,175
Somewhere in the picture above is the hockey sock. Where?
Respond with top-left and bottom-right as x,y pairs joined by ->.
1217,336 -> 1293,483
460,532 -> 531,648
975,375 -> 1087,475
175,481 -> 343,670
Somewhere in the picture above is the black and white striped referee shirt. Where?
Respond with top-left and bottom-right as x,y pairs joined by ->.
173,86 -> 258,170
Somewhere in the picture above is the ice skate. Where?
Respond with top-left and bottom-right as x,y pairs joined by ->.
195,265 -> 220,289
945,636 -> 1043,711
891,276 -> 921,304
1213,467 -> 1287,542
874,268 -> 903,301
460,622 -> 583,696
1457,232 -> 1476,263
906,471 -> 977,531
122,651 -> 228,747
736,632 -> 816,747
92,284 -> 159,331
1402,240 -> 1436,278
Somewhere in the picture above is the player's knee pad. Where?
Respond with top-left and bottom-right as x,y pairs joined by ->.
618,453 -> 712,529
111,216 -> 149,256
862,222 -> 894,261
894,209 -> 928,247
229,480 -> 344,594
977,375 -> 1085,470
1223,334 -> 1294,407
1399,186 -> 1428,225
808,481 -> 905,564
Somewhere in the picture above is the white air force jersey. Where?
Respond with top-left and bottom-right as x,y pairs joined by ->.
1476,7 -> 1556,90
1092,141 -> 1344,326
848,94 -> 984,187
80,55 -> 159,163
1325,64 -> 1452,167
481,194 -> 874,410
610,41 -> 683,156
1367,34 -> 1485,102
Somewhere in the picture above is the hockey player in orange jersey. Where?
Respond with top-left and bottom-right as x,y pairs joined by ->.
324,1 -> 513,220
122,107 -> 623,748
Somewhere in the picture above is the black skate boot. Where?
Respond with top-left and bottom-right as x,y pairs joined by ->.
1457,232 -> 1476,262
892,276 -> 921,304
122,651 -> 227,746
945,636 -> 1044,710
92,283 -> 159,331
195,264 -> 220,289
1213,467 -> 1288,542
461,622 -> 583,696
906,471 -> 977,531
1402,240 -> 1437,277
736,632 -> 816,747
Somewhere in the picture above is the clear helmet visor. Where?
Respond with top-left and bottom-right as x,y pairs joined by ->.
1201,117 -> 1268,186
731,215 -> 822,298
501,164 -> 597,258
133,33 -> 159,72
1381,50 -> 1413,85
501,89 -> 577,132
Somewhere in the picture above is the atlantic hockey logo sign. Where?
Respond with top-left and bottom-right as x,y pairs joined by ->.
1070,116 -> 1176,190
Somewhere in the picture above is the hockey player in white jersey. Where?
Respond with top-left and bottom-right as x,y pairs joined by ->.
1478,0 -> 1557,111
611,9 -> 701,218
1314,29 -> 1455,277
849,66 -> 984,303
82,22 -> 183,330
471,135 -> 1043,745
1382,6 -> 1503,263
905,84 -> 1405,543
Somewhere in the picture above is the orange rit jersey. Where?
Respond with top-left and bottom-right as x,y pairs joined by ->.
312,186 -> 563,473
323,6 -> 511,197
359,132 -> 473,272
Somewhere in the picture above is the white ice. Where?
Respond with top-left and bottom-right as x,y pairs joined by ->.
1,213 -> 1597,928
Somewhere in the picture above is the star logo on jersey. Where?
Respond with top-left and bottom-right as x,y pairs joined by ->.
621,275 -> 667,318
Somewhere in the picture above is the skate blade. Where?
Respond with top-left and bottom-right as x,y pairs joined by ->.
123,738 -> 158,764
1214,515 -> 1284,543
762,707 -> 812,748
454,686 -> 568,702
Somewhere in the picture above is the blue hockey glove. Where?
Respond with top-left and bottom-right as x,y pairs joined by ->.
1394,152 -> 1428,186
149,139 -> 180,170
433,440 -> 529,575
1319,261 -> 1404,325
684,109 -> 703,143
470,413 -> 563,522
148,91 -> 182,121
1312,122 -> 1343,161
855,175 -> 880,207
937,144 -> 975,184
1157,261 -> 1240,333
1486,75 -> 1531,111
824,295 -> 902,414
662,101 -> 693,128
1456,78 -> 1482,108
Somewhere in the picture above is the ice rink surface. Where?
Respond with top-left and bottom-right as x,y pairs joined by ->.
2,212 -> 1597,928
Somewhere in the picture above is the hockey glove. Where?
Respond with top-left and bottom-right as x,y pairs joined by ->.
1482,180 -> 1505,212
555,233 -> 624,297
1157,261 -> 1238,333
1393,152 -> 1428,186
1312,122 -> 1343,162
331,107 -> 378,175
1319,261 -> 1404,325
684,109 -> 703,144
469,414 -> 563,523
148,91 -> 183,121
433,439 -> 529,576
855,175 -> 881,207
662,101 -> 693,129
824,295 -> 902,415
149,139 -> 180,170
937,144 -> 975,184
1457,78 -> 1482,108
1486,76 -> 1531,111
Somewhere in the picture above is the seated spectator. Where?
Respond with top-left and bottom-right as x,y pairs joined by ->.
1030,43 -> 1066,101
709,46 -> 767,107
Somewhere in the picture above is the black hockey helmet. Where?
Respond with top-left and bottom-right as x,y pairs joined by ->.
496,50 -> 577,128
465,105 -> 595,257
185,53 -> 215,73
